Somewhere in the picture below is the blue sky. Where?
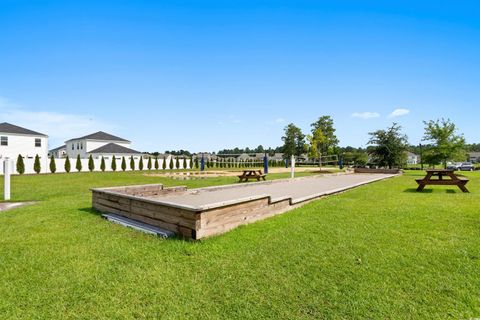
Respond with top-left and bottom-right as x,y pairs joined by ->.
1,1 -> 479,152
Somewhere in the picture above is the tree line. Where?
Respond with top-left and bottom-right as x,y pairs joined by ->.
279,116 -> 470,169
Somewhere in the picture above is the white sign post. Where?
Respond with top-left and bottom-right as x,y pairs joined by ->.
290,155 -> 295,179
4,159 -> 12,201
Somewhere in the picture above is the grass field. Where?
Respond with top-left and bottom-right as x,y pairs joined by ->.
0,170 -> 479,319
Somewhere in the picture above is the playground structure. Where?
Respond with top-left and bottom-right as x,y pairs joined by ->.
92,173 -> 397,239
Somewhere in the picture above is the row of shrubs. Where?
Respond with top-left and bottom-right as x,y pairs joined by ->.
15,154 -> 286,174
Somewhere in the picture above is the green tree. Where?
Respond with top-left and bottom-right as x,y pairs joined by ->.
139,157 -> 144,170
194,157 -> 199,169
310,116 -> 339,155
169,157 -> 175,170
422,118 -> 466,168
129,156 -> 135,170
122,157 -> 127,171
33,154 -> 41,174
175,157 -> 180,170
367,123 -> 409,169
281,123 -> 306,160
75,154 -> 82,172
16,154 -> 25,174
100,156 -> 106,172
162,156 -> 167,170
309,116 -> 339,167
88,155 -> 95,172
183,157 -> 187,170
49,155 -> 56,173
65,156 -> 71,173
111,157 -> 117,171
147,157 -> 152,170
154,157 -> 159,170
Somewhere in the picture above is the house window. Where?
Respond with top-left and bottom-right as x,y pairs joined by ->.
80,143 -> 83,150
0,136 -> 7,146
72,144 -> 74,150
35,138 -> 41,147
77,143 -> 80,150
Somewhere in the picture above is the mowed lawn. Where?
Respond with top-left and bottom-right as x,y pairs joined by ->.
0,170 -> 479,319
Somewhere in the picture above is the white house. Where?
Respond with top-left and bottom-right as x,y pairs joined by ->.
0,122 -> 48,165
406,152 -> 420,165
65,131 -> 137,159
49,145 -> 67,158
468,152 -> 480,163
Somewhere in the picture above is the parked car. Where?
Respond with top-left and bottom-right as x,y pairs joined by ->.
446,162 -> 462,170
459,162 -> 475,171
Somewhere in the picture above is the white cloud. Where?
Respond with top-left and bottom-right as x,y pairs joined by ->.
351,112 -> 380,119
266,117 -> 286,125
0,97 -> 115,146
388,108 -> 410,118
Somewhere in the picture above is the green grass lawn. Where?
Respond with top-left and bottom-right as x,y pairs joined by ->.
0,170 -> 479,319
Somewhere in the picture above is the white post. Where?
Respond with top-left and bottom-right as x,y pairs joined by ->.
290,155 -> 295,179
4,159 -> 12,201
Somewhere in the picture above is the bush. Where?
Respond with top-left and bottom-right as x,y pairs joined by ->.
88,155 -> 95,172
100,156 -> 106,172
194,157 -> 199,169
183,157 -> 187,170
169,157 -> 174,170
147,157 -> 152,170
121,157 -> 127,171
49,155 -> 56,173
139,157 -> 144,170
33,154 -> 41,174
65,156 -> 71,173
130,156 -> 135,171
162,156 -> 167,170
16,154 -> 25,174
76,154 -> 82,172
175,157 -> 180,170
111,157 -> 117,171
154,157 -> 159,170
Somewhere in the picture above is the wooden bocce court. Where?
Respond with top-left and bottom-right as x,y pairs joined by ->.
91,173 -> 396,239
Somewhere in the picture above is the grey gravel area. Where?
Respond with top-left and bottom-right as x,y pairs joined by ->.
148,173 -> 396,210
0,202 -> 35,211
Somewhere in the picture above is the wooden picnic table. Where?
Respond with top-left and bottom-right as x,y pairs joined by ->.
416,169 -> 469,193
237,170 -> 267,182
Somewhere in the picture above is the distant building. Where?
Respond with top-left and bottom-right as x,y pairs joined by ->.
406,152 -> 420,165
65,131 -> 136,159
49,145 -> 67,158
0,122 -> 48,164
468,152 -> 480,163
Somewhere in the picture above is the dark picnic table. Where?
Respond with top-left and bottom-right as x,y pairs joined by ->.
237,170 -> 267,182
416,169 -> 469,193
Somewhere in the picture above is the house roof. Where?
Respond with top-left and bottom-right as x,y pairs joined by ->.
0,122 -> 47,137
66,131 -> 130,143
88,143 -> 141,154
49,145 -> 66,152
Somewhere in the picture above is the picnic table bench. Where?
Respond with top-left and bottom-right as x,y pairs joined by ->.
416,169 -> 469,193
237,170 -> 267,182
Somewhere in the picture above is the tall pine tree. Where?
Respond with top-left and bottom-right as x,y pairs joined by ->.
76,154 -> 82,172
49,155 -> 56,173
16,154 -> 25,174
33,154 -> 41,174
65,156 -> 71,173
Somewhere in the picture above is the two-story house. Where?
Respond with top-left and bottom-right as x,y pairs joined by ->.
0,122 -> 48,163
65,131 -> 141,159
